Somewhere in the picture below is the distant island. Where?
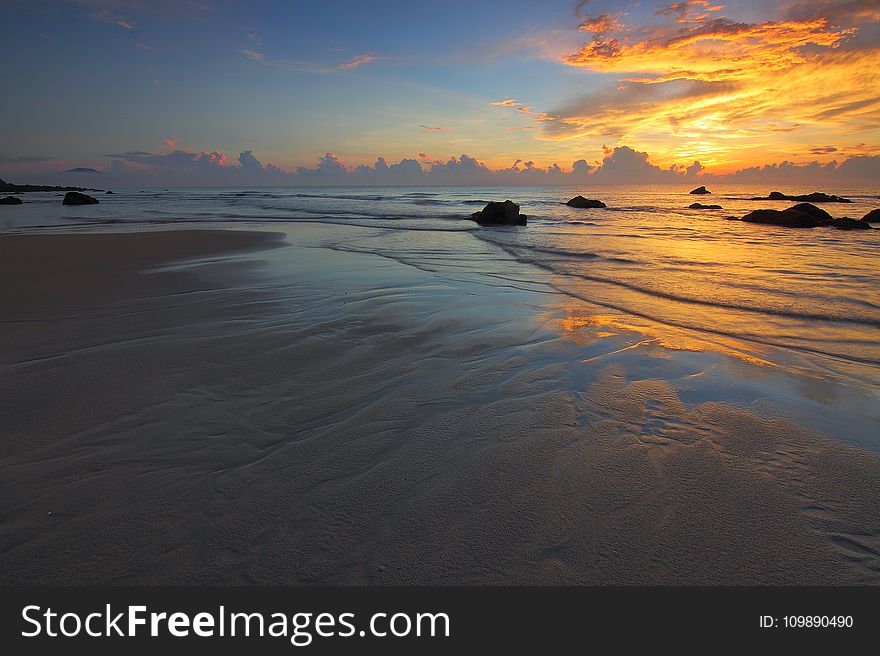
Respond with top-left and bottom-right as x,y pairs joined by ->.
0,178 -> 100,193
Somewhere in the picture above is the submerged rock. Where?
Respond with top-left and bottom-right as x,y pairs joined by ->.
688,203 -> 722,209
0,196 -> 23,205
829,217 -> 872,230
62,191 -> 99,205
471,200 -> 527,226
566,195 -> 606,208
689,185 -> 710,194
861,208 -> 880,223
749,191 -> 851,203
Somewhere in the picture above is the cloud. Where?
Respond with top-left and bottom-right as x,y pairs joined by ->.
491,98 -> 558,124
91,9 -> 135,30
541,4 -> 879,169
419,125 -> 450,132
578,13 -> 623,33
588,145 -> 686,182
810,145 -> 838,154
574,0 -> 593,17
241,49 -> 381,74
8,139 -> 880,187
782,0 -> 880,23
654,1 -> 724,24
336,54 -> 385,70
135,42 -> 158,52
564,18 -> 855,77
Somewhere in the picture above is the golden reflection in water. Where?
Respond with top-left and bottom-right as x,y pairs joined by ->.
553,305 -> 777,369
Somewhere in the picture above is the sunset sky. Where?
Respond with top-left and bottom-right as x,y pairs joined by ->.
1,0 -> 879,184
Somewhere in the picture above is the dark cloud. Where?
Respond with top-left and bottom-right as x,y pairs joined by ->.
8,144 -> 878,187
590,146 -> 686,183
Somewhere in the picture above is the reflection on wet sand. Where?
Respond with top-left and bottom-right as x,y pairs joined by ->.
1,224 -> 878,585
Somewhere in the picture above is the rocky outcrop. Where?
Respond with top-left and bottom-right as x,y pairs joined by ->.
471,200 -> 527,226
829,217 -> 871,230
0,178 -> 97,193
689,186 -> 710,194
861,209 -> 880,223
62,191 -> 99,205
0,196 -> 23,205
749,191 -> 851,203
565,195 -> 606,208
688,203 -> 722,209
105,190 -> 114,194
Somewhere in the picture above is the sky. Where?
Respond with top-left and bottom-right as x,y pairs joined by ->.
1,0 -> 879,186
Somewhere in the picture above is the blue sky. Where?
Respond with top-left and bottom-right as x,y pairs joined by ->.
1,0 -> 878,185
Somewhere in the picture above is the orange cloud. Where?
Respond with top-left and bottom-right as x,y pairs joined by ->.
578,13 -> 623,33
564,19 -> 854,77
546,7 -> 880,171
135,42 -> 158,52
492,99 -> 518,106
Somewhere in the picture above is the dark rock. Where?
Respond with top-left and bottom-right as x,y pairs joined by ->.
749,191 -> 851,203
861,208 -> 880,223
689,186 -> 710,194
62,191 -> 99,206
740,207 -> 818,228
0,196 -> 23,205
688,203 -> 722,209
105,190 -> 114,194
788,203 -> 833,224
471,200 -> 527,226
829,217 -> 871,230
566,195 -> 606,208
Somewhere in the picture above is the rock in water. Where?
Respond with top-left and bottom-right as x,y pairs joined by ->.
566,195 -> 606,208
471,200 -> 527,226
62,191 -> 99,205
861,209 -> 880,223
750,191 -> 851,203
0,196 -> 23,205
740,207 -> 818,228
689,186 -> 710,194
105,190 -> 114,194
688,203 -> 722,209
829,217 -> 871,230
787,203 -> 833,224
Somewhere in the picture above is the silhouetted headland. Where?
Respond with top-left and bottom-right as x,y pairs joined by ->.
0,178 -> 100,193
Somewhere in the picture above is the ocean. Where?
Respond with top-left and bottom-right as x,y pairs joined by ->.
3,182 -> 879,446
3,183 -> 880,584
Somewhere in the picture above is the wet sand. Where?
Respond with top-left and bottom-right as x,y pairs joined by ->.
1,227 -> 879,584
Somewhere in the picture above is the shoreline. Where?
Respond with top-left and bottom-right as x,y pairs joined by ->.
1,226 -> 879,584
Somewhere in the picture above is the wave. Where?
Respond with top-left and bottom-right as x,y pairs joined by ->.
476,236 -> 880,328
